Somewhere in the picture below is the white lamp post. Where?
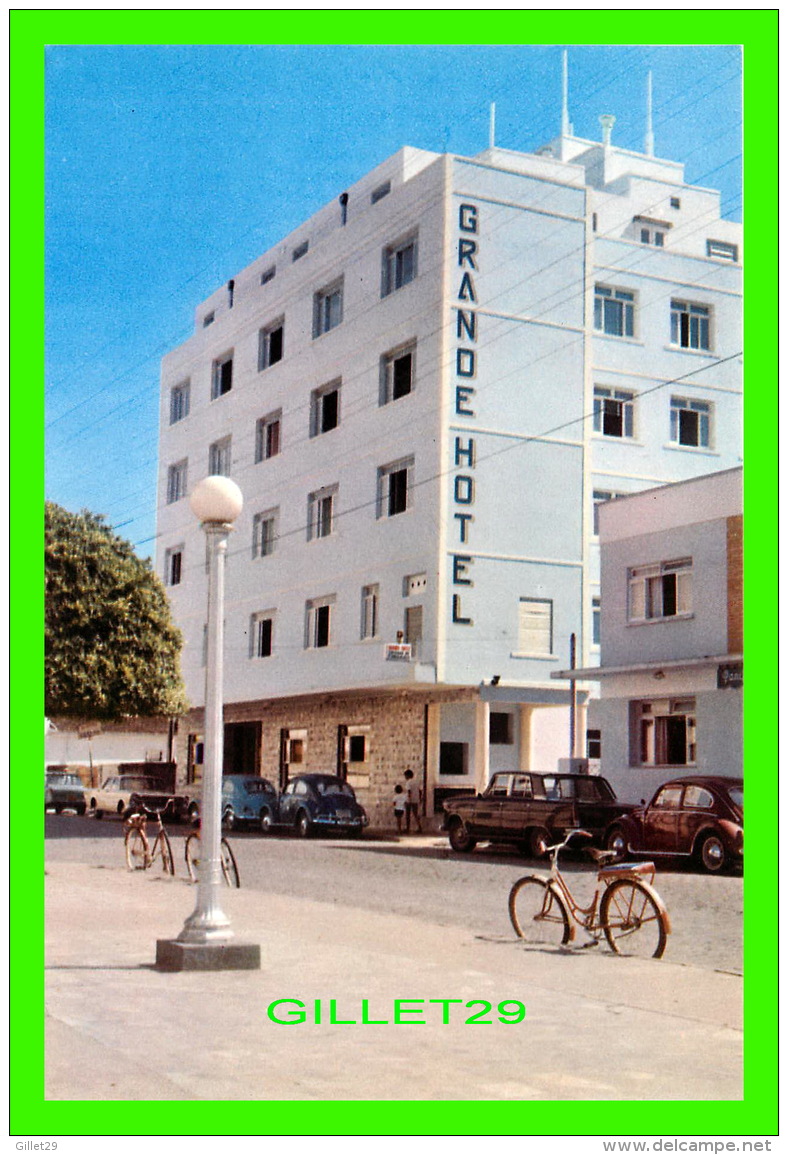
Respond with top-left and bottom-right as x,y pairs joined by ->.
157,476 -> 260,971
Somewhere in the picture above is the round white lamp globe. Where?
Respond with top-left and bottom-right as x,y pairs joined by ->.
190,476 -> 244,524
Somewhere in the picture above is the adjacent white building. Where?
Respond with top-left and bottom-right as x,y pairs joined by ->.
156,81 -> 742,824
556,467 -> 743,803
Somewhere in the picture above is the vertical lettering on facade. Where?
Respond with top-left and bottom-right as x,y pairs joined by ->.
450,202 -> 480,628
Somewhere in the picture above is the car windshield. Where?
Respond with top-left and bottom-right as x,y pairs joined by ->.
727,787 -> 743,810
314,780 -> 355,798
48,774 -> 81,786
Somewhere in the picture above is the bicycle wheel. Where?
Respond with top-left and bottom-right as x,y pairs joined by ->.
600,878 -> 668,959
220,838 -> 240,888
508,876 -> 572,947
185,832 -> 200,882
157,831 -> 175,876
125,827 -> 149,871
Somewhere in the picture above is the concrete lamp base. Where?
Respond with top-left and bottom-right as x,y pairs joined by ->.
155,939 -> 261,972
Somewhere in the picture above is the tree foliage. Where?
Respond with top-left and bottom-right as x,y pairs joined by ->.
45,502 -> 188,720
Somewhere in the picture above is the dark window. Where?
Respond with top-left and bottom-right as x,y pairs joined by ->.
169,551 -> 182,586
315,605 -> 330,648
371,181 -> 391,204
393,352 -> 413,400
586,729 -> 601,759
489,712 -> 513,744
349,735 -> 366,762
440,742 -> 468,776
218,359 -> 233,395
321,389 -> 339,433
388,467 -> 408,516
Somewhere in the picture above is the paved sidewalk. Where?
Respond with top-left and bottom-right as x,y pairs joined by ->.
45,861 -> 742,1101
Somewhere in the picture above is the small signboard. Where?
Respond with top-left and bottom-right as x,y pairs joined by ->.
385,643 -> 412,662
717,661 -> 743,689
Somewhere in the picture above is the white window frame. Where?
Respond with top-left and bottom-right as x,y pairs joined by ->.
382,232 -> 418,297
252,508 -> 278,559
670,396 -> 712,448
164,545 -> 184,587
594,284 -> 635,338
361,584 -> 379,640
211,352 -> 233,400
305,596 -> 335,649
167,460 -> 188,504
593,387 -> 635,439
706,239 -> 738,262
258,318 -> 284,370
313,278 -> 344,337
380,342 -> 415,405
670,300 -> 711,351
250,611 -> 275,659
377,457 -> 413,518
169,381 -> 190,425
308,485 -> 337,541
255,410 -> 282,463
517,598 -> 553,657
628,558 -> 692,623
208,436 -> 232,477
310,381 -> 341,437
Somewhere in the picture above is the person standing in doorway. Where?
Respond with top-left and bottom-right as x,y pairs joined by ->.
403,768 -> 422,834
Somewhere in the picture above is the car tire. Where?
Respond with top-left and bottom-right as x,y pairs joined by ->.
528,827 -> 551,859
117,801 -> 126,816
259,809 -> 273,834
76,804 -> 86,816
697,832 -> 727,873
447,818 -> 477,853
91,802 -> 103,819
605,827 -> 627,861
296,810 -> 313,839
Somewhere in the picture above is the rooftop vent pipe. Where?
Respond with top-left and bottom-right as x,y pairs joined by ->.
599,114 -> 615,147
339,192 -> 349,226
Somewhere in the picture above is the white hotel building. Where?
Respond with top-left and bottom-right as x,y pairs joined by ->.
157,104 -> 742,821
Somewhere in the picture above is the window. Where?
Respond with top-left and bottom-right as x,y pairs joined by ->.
260,265 -> 276,285
292,240 -> 309,262
361,584 -> 379,639
633,698 -> 696,766
167,460 -> 188,504
706,239 -> 738,262
371,180 -> 391,204
165,546 -> 183,587
670,396 -> 711,448
684,785 -> 714,808
308,486 -> 337,540
313,279 -> 343,337
640,228 -> 664,247
382,233 -> 418,296
518,598 -> 553,656
252,509 -> 278,558
670,197 -> 681,209
203,312 -> 215,328
339,725 -> 371,773
629,558 -> 692,621
439,742 -> 468,776
306,597 -> 334,649
592,596 -> 601,646
250,612 -> 274,658
169,381 -> 190,425
211,354 -> 233,400
586,729 -> 602,760
670,300 -> 710,351
208,436 -> 232,477
593,387 -> 634,438
594,285 -> 635,337
380,343 -> 415,404
592,490 -> 626,535
255,411 -> 282,462
489,712 -> 513,745
258,319 -> 284,369
310,381 -> 341,436
378,457 -> 413,518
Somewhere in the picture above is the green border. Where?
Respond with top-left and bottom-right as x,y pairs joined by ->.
18,9 -> 777,1136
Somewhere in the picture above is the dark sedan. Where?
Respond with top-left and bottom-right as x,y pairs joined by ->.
276,774 -> 368,838
45,771 -> 87,815
604,775 -> 743,873
441,770 -> 633,857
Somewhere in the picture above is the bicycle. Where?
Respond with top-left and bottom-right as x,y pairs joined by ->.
184,829 -> 240,888
508,829 -> 670,958
124,805 -> 175,875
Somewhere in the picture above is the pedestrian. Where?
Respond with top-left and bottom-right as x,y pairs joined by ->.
392,783 -> 406,833
403,768 -> 422,833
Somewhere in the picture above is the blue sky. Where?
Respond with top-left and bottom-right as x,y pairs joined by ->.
45,43 -> 742,559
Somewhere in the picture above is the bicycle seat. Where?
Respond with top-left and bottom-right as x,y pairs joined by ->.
587,847 -> 618,865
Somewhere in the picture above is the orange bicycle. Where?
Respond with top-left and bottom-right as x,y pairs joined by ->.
508,829 -> 670,958
124,805 -> 175,875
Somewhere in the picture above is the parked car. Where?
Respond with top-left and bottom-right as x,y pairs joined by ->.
45,771 -> 86,814
275,774 -> 368,838
604,775 -> 743,873
220,775 -> 279,830
441,771 -> 634,857
88,775 -> 188,821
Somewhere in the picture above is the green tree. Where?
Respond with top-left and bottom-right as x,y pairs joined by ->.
45,502 -> 188,720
